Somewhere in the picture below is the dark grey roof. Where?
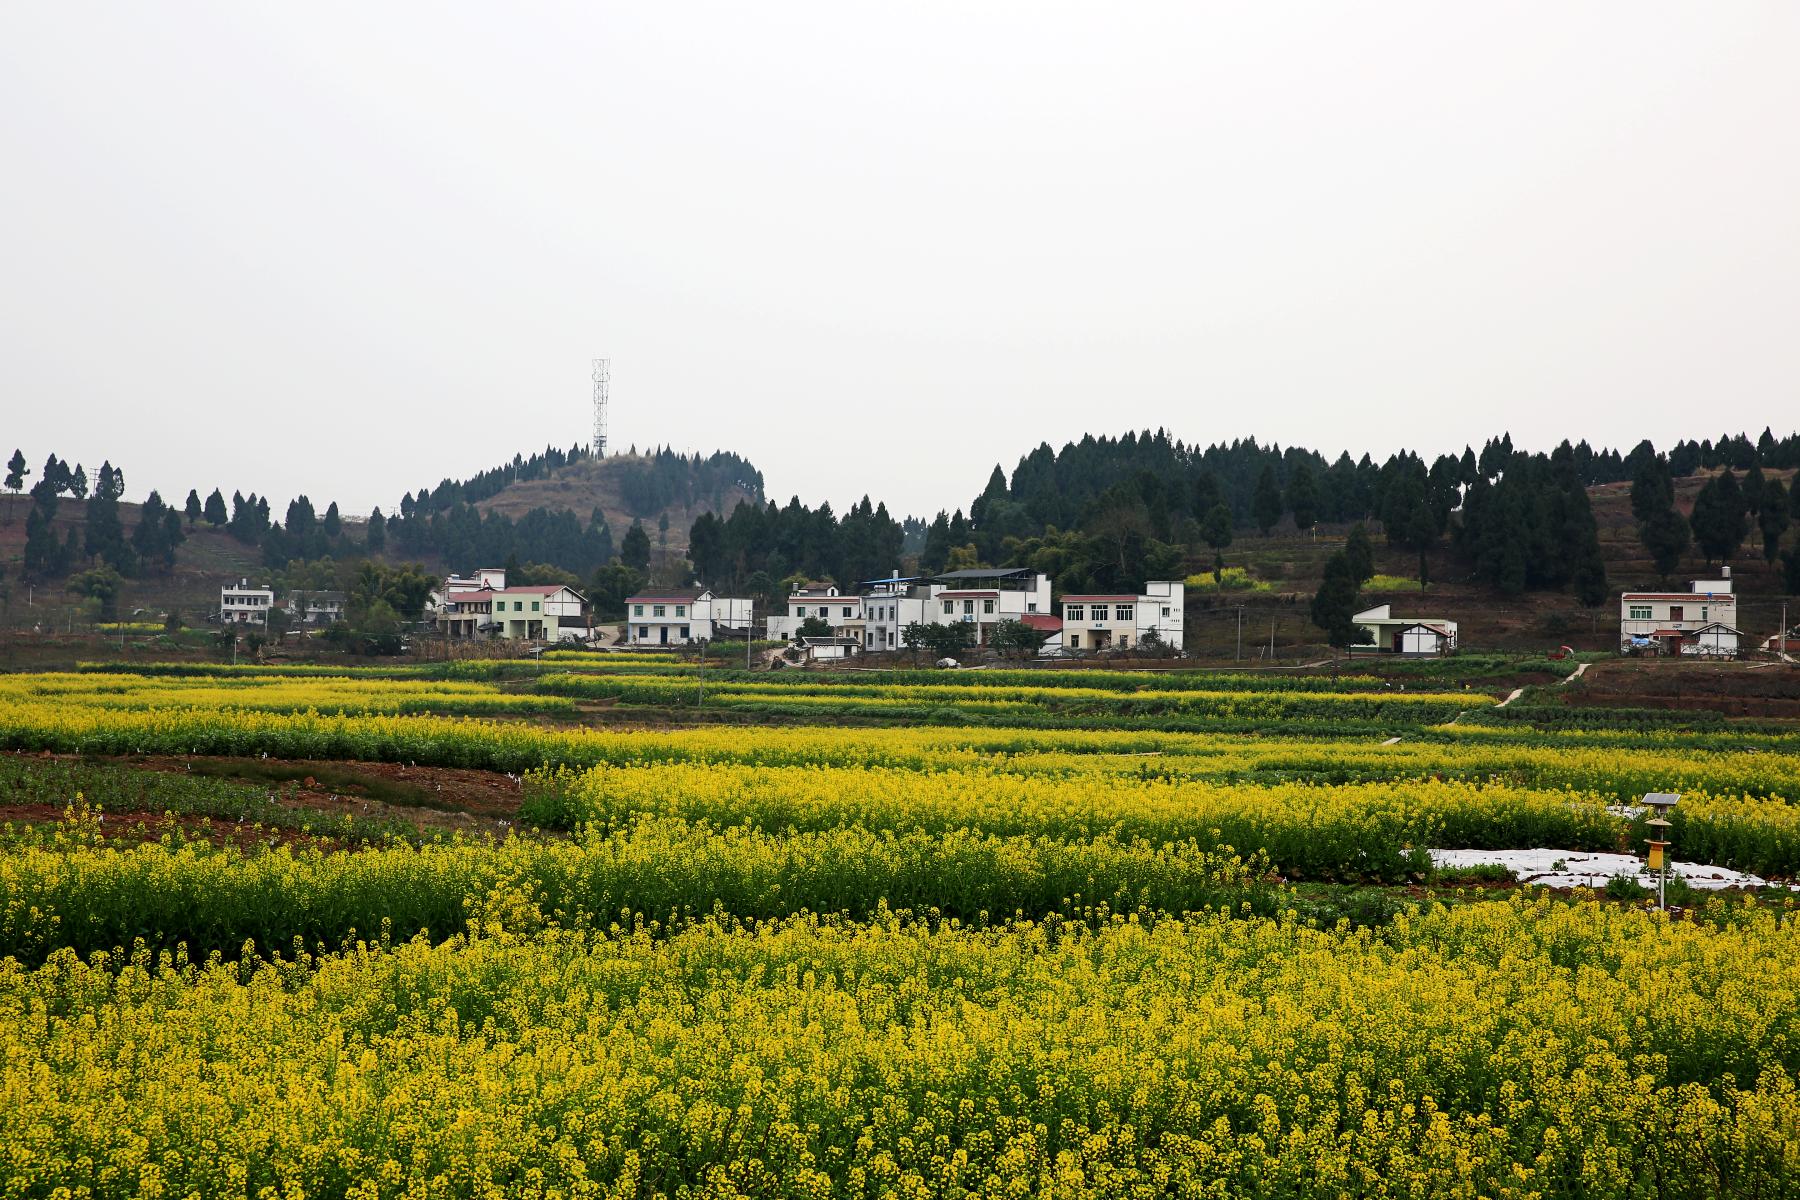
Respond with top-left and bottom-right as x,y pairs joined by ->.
931,567 -> 1034,581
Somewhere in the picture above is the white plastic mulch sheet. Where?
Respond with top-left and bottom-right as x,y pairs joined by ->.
1428,847 -> 1782,892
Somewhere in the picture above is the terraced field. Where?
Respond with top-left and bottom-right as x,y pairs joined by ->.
3,657 -> 1799,1197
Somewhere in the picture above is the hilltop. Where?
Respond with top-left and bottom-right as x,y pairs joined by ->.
471,451 -> 761,553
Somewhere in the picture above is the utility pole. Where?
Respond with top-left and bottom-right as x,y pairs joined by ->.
697,639 -> 705,708
1235,605 -> 1244,661
1269,613 -> 1275,662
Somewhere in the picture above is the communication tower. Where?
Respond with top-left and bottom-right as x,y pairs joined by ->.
591,358 -> 610,457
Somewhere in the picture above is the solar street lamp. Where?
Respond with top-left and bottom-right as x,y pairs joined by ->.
1641,792 -> 1679,911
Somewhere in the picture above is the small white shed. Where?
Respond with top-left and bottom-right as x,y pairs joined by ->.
798,635 -> 862,661
1680,622 -> 1741,658
1395,622 -> 1454,656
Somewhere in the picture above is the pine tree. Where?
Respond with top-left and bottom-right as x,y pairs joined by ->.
621,521 -> 651,571
1691,470 -> 1749,564
1744,464 -> 1767,515
1310,552 -> 1364,647
2,449 -> 26,522
1201,504 -> 1233,569
1252,464 -> 1283,535
366,507 -> 386,552
184,489 -> 202,525
1760,478 -> 1790,564
1286,461 -> 1319,533
1343,523 -> 1375,585
1641,506 -> 1690,579
84,483 -> 128,573
204,488 -> 227,526
23,505 -> 59,577
1630,455 -> 1674,524
1572,545 -> 1609,607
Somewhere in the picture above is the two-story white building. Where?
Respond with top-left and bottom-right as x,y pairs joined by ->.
858,574 -> 933,652
433,587 -> 495,640
766,586 -> 865,644
924,567 -> 1054,647
625,590 -> 754,646
489,585 -> 589,642
1059,581 -> 1185,653
220,579 -> 276,625
1620,574 -> 1739,657
285,590 -> 348,626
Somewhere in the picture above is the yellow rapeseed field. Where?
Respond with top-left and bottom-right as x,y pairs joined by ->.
4,665 -> 1798,1197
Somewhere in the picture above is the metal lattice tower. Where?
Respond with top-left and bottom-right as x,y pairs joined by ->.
591,358 -> 610,457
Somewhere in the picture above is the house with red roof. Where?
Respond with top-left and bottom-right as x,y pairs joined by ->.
1060,581 -> 1184,652
1619,573 -> 1737,656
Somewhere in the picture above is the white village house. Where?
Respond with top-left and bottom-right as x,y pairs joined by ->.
768,569 -> 1055,651
1351,604 -> 1459,655
765,586 -> 864,645
428,569 -> 509,639
285,590 -> 348,626
624,590 -> 754,646
1059,581 -> 1185,653
220,579 -> 276,625
858,574 -> 934,652
1620,572 -> 1739,657
424,570 -> 589,642
921,567 -> 1054,647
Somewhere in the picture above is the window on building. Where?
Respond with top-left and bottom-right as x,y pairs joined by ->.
531,601 -> 540,611
963,600 -> 974,615
1070,634 -> 1080,648
637,626 -> 649,638
1701,606 -> 1708,621
1629,606 -> 1652,620
1115,604 -> 1132,621
676,605 -> 686,617
1027,602 -> 1037,613
680,626 -> 690,639
943,601 -> 953,615
1067,605 -> 1084,621
653,605 -> 666,617
842,607 -> 852,618
981,599 -> 993,614
633,605 -> 644,617
1162,607 -> 1170,618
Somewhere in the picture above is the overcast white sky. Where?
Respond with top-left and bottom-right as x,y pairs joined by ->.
3,4 -> 1798,519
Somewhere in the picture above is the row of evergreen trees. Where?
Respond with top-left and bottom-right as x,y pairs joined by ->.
686,496 -> 907,594
6,451 -> 185,582
1631,451 -> 1800,589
